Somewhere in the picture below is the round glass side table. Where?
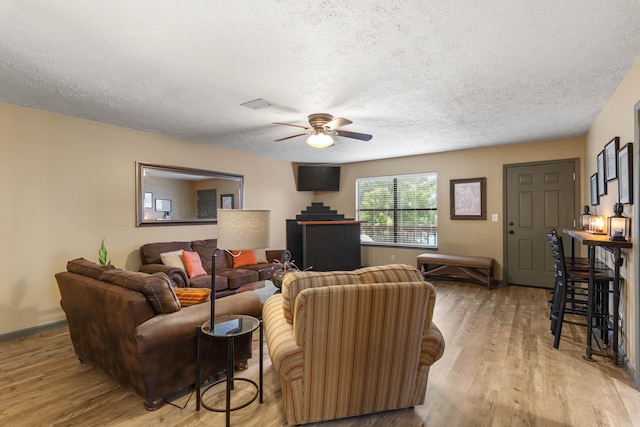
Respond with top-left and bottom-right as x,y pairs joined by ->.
196,314 -> 263,427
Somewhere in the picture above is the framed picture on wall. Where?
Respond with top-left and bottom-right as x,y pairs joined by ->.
605,137 -> 619,181
618,142 -> 633,204
590,173 -> 599,205
597,150 -> 607,196
450,177 -> 486,220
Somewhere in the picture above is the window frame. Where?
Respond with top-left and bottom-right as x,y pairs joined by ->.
356,172 -> 438,249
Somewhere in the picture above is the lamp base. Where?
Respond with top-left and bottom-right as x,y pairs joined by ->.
610,235 -> 628,242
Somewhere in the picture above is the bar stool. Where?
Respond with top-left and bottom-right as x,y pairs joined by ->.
549,235 -> 614,349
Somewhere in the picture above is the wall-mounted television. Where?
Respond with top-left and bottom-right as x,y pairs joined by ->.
297,165 -> 341,191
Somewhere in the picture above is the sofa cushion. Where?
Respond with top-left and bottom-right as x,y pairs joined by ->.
182,250 -> 207,278
191,239 -> 217,273
67,257 -> 115,279
140,241 -> 194,265
100,270 -> 181,314
160,250 -> 185,270
173,287 -> 211,306
254,249 -> 268,263
231,250 -> 257,268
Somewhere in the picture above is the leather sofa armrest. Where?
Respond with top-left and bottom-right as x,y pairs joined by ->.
136,291 -> 262,354
420,322 -> 445,366
267,249 -> 291,264
139,264 -> 189,287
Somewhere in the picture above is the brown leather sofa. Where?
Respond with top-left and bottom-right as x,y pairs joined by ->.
139,239 -> 291,298
56,258 -> 263,410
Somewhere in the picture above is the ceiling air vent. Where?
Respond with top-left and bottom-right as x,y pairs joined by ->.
240,98 -> 274,110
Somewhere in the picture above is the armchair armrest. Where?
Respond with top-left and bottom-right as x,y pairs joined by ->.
139,264 -> 189,287
420,322 -> 445,366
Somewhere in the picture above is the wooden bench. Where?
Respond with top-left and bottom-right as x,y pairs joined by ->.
417,253 -> 494,289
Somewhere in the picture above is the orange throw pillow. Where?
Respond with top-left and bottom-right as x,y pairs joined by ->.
182,250 -> 207,278
173,287 -> 211,307
231,250 -> 257,268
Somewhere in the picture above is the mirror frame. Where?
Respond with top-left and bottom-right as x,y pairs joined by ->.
136,161 -> 244,226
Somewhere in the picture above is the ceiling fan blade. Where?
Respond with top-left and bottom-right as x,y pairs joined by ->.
325,117 -> 352,130
273,122 -> 310,130
333,130 -> 373,141
274,132 -> 308,141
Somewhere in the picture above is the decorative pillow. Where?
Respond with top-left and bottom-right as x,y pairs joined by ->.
173,287 -> 211,307
160,250 -> 185,270
232,250 -> 257,268
254,249 -> 268,264
99,270 -> 180,314
182,250 -> 208,278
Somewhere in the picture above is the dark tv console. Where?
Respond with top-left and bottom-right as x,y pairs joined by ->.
286,203 -> 361,271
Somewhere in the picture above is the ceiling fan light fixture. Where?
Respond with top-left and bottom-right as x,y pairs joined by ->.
306,132 -> 334,148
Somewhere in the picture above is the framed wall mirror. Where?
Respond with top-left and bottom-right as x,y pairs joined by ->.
136,162 -> 244,226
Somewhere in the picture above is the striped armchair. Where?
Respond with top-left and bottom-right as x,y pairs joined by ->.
263,264 -> 445,425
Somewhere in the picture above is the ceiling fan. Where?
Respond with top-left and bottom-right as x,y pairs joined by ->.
273,113 -> 373,148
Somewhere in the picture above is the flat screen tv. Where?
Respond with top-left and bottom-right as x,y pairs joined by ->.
297,165 -> 340,191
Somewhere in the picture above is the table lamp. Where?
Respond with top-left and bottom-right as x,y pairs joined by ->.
210,209 -> 271,328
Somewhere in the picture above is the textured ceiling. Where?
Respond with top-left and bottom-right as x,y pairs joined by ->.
2,1 -> 640,164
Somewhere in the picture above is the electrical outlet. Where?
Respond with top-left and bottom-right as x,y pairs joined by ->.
390,254 -> 396,261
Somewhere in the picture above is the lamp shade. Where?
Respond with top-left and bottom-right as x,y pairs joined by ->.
216,209 -> 270,249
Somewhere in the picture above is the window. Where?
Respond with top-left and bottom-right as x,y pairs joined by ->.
356,173 -> 437,248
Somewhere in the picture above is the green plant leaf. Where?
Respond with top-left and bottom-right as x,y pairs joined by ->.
99,238 -> 111,265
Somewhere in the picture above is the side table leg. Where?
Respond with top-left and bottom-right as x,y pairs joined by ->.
196,326 -> 201,411
259,321 -> 263,403
226,336 -> 233,427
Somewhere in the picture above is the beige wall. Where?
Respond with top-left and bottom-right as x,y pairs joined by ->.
584,55 -> 640,378
318,137 -> 585,278
0,102 -> 314,335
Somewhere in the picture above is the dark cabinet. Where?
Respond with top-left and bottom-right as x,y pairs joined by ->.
286,220 -> 361,271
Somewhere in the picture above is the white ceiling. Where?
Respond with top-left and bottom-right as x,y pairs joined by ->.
2,1 -> 640,164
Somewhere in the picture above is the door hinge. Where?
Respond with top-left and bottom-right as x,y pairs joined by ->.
573,172 -> 576,180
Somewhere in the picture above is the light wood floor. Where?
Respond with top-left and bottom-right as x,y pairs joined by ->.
2,281 -> 639,426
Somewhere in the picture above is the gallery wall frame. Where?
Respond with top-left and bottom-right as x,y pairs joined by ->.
450,177 -> 486,220
590,173 -> 599,205
605,136 -> 620,181
618,142 -> 633,204
597,150 -> 607,196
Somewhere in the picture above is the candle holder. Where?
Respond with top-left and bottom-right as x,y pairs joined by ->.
607,203 -> 630,241
580,205 -> 592,230
588,215 -> 606,234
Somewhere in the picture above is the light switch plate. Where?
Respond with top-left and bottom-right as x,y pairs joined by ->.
492,214 -> 498,222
